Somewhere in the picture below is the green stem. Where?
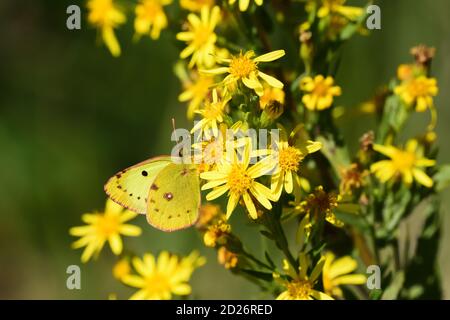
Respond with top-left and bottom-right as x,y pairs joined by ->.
261,205 -> 299,270
242,250 -> 273,271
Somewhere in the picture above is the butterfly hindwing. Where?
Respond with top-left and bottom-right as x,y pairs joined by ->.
104,156 -> 172,214
146,163 -> 201,232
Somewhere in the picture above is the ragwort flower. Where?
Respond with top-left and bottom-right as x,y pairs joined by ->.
322,252 -> 366,298
70,199 -> 142,263
200,140 -> 276,219
229,0 -> 263,12
370,140 -> 435,187
87,0 -> 126,57
275,254 -> 333,300
300,75 -> 342,111
394,75 -> 438,112
134,0 -> 172,40
122,251 -> 205,300
177,6 -> 221,68
202,50 -> 285,96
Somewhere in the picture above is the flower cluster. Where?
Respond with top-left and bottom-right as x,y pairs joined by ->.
74,0 -> 448,300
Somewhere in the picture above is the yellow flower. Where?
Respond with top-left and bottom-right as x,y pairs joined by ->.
339,163 -> 368,195
180,250 -> 207,270
180,0 -> 214,12
87,0 -> 126,57
276,254 -> 333,300
122,251 -> 204,300
203,219 -> 231,247
177,6 -> 221,68
191,89 -> 231,139
70,199 -> 142,263
218,247 -> 238,269
202,50 -> 285,97
113,258 -> 131,280
300,75 -> 342,111
192,122 -> 247,167
322,252 -> 366,298
259,86 -> 285,110
270,125 -> 322,200
179,73 -> 215,119
200,140 -> 276,219
317,0 -> 364,21
394,76 -> 438,112
371,140 -> 435,187
196,203 -> 222,229
229,0 -> 263,12
294,186 -> 344,229
397,64 -> 415,82
134,0 -> 172,40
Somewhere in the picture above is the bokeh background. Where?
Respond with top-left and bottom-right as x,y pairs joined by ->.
0,0 -> 449,299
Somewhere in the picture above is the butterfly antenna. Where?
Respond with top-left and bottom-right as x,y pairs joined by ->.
172,118 -> 178,141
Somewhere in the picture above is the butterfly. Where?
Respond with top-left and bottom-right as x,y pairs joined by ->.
104,156 -> 201,232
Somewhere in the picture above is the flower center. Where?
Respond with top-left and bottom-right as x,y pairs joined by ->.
193,26 -> 212,47
313,81 -> 330,97
303,187 -> 338,216
287,279 -> 313,300
203,102 -> 223,120
146,273 -> 170,295
393,150 -> 416,170
140,1 -> 162,20
227,165 -> 253,196
229,53 -> 257,78
279,147 -> 303,172
409,79 -> 430,97
96,215 -> 120,237
89,0 -> 117,26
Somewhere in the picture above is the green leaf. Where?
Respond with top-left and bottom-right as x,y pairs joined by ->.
369,289 -> 383,300
264,251 -> 276,269
239,269 -> 273,282
260,230 -> 274,240
381,271 -> 405,300
433,164 -> 450,192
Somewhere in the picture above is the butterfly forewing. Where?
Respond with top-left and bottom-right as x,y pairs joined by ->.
104,156 -> 172,214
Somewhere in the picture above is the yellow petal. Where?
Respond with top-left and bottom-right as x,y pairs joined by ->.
258,71 -> 284,88
102,27 -> 121,57
109,234 -> 123,255
254,50 -> 285,62
412,168 -> 434,187
120,224 -> 142,236
206,185 -> 229,200
243,192 -> 258,219
333,274 -> 367,286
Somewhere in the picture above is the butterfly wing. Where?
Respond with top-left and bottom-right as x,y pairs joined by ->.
146,163 -> 201,232
104,156 -> 172,214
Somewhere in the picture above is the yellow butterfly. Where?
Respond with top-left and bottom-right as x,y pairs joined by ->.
104,156 -> 201,232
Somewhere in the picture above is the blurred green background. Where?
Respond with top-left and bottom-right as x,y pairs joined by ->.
0,0 -> 449,299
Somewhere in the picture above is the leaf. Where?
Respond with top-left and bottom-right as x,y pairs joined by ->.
433,164 -> 450,192
316,135 -> 351,175
239,269 -> 273,282
264,251 -> 276,269
381,271 -> 405,300
369,289 -> 383,300
335,211 -> 370,232
260,230 -> 274,240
